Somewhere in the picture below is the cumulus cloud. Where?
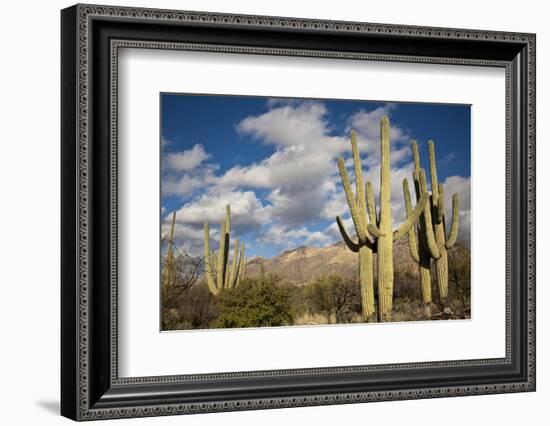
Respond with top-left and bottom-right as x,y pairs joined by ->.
350,104 -> 407,140
161,100 -> 470,257
173,189 -> 269,233
237,102 -> 329,148
346,105 -> 411,168
162,175 -> 203,196
164,144 -> 210,172
227,101 -> 418,247
161,220 -> 208,256
258,224 -> 334,249
226,102 -> 349,226
441,175 -> 471,247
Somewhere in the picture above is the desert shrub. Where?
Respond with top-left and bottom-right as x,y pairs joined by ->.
448,248 -> 471,313
305,275 -> 360,324
214,276 -> 295,328
161,245 -> 204,312
162,281 -> 218,330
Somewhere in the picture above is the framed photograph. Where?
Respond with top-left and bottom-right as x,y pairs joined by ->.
61,4 -> 536,421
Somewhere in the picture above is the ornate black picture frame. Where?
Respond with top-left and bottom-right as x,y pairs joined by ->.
61,4 -> 536,421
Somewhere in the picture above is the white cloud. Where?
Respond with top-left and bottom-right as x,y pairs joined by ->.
230,101 -> 418,237
258,224 -> 334,249
325,216 -> 355,240
162,175 -> 203,196
320,190 -> 348,220
441,175 -> 471,246
173,189 -> 270,234
237,102 -> 329,148
164,144 -> 210,172
224,103 -> 350,226
349,105 -> 408,145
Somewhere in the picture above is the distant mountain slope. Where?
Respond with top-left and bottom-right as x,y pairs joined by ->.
246,238 -> 470,294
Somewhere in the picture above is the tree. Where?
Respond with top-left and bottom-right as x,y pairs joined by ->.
162,249 -> 204,309
306,275 -> 359,323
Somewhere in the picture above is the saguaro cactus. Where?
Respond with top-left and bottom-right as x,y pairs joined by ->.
426,141 -> 459,301
403,141 -> 442,305
203,205 -> 246,295
336,117 -> 428,321
364,117 -> 429,321
336,130 -> 376,321
162,211 -> 177,290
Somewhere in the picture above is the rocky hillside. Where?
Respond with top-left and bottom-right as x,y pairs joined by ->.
246,238 -> 470,295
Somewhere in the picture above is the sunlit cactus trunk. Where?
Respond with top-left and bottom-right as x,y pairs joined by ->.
162,211 -> 177,291
203,205 -> 246,296
336,130 -> 375,321
366,117 -> 429,321
377,116 -> 394,319
358,246 -> 374,319
428,141 -> 459,302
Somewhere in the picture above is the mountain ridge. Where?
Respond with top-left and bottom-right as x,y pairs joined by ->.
246,238 -> 470,294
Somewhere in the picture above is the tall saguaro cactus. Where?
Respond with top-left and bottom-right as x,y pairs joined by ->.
426,141 -> 459,301
404,141 -> 442,305
336,117 -> 428,321
162,211 -> 177,290
203,205 -> 246,295
336,130 -> 376,321
365,116 -> 429,320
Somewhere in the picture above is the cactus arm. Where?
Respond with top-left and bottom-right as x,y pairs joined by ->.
411,140 -> 421,172
337,157 -> 366,242
418,169 -> 440,259
336,215 -> 360,253
235,243 -> 245,287
351,130 -> 367,236
367,223 -> 381,239
412,170 -> 422,201
217,219 -> 227,289
428,140 -> 440,204
243,244 -> 247,277
228,239 -> 239,288
393,190 -> 429,240
437,183 -> 445,224
445,194 -> 459,248
378,116 -> 391,231
223,240 -> 231,289
365,181 -> 378,226
225,204 -> 231,233
240,242 -> 246,276
210,250 -> 216,280
203,222 -> 219,295
223,205 -> 231,288
402,178 -> 420,263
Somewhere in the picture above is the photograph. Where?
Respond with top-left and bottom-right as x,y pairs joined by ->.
160,94 -> 471,330
56,3 -> 536,421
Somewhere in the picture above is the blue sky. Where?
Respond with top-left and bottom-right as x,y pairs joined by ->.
161,94 -> 471,259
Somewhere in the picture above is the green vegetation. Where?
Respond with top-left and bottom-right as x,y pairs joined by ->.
304,275 -> 361,324
161,255 -> 470,330
214,276 -> 294,328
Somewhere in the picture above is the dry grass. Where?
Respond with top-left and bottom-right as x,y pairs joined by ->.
295,312 -> 333,326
